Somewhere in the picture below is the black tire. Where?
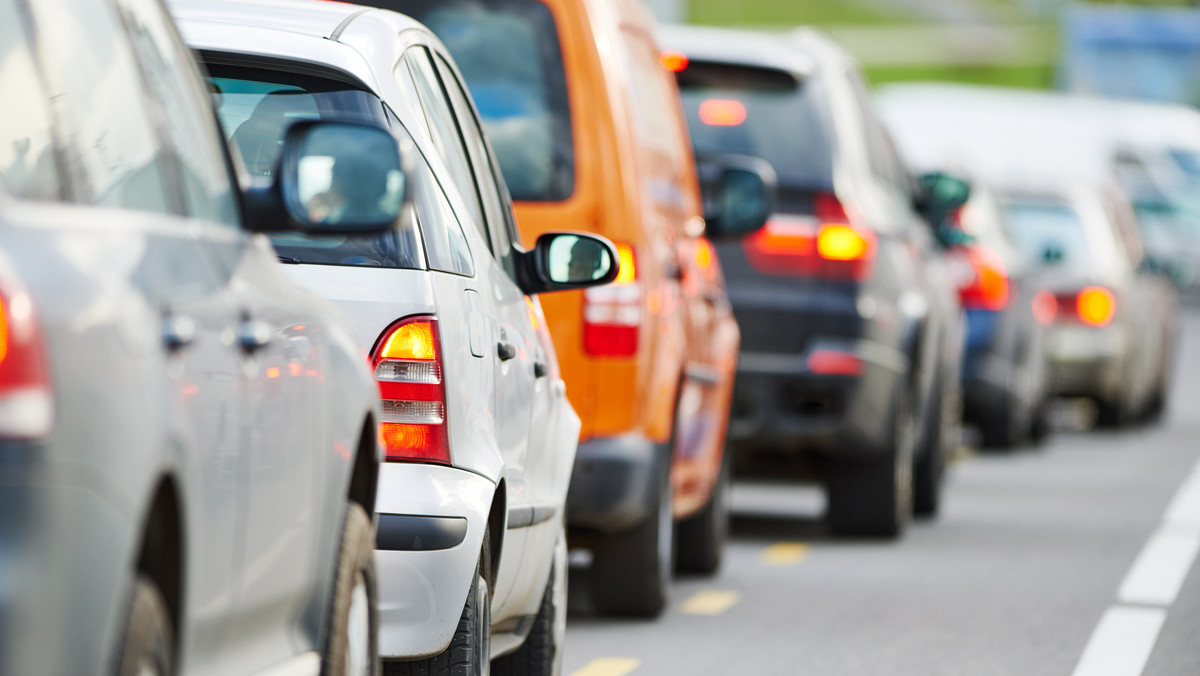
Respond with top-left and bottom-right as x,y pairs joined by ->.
913,377 -> 952,518
979,396 -> 1023,449
1141,383 -> 1167,424
114,575 -> 173,676
1028,402 -> 1051,446
675,450 -> 730,575
324,503 -> 381,676
826,386 -> 914,538
1094,396 -> 1129,429
493,527 -> 565,676
589,450 -> 672,617
386,530 -> 492,676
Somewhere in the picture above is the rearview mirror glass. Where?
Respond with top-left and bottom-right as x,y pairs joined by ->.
281,121 -> 408,232
545,234 -> 615,284
699,155 -> 777,240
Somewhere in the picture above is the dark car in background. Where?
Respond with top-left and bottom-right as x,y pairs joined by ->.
934,181 -> 1054,447
999,186 -> 1176,426
659,25 -> 967,535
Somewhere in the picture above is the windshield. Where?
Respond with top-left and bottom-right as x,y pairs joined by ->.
675,61 -> 832,187
379,0 -> 574,202
1002,199 -> 1115,272
205,62 -> 422,269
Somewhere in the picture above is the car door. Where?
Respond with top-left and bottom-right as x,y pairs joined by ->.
412,44 -> 547,606
109,1 -> 326,669
32,0 -> 251,670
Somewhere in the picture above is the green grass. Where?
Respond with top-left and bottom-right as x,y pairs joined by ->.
688,0 -> 921,27
864,63 -> 1059,90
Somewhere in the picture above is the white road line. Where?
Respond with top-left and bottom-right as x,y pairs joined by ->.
1071,606 -> 1166,676
1070,454 -> 1200,676
1118,524 -> 1200,606
1165,463 -> 1200,527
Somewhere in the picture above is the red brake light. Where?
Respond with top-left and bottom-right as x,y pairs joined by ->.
371,316 -> 449,464
1032,290 -> 1057,325
660,50 -> 689,72
584,243 -> 641,358
1076,287 -> 1116,327
699,99 -> 747,127
0,281 -> 52,439
958,246 -> 1010,311
808,350 -> 862,376
743,193 -> 874,281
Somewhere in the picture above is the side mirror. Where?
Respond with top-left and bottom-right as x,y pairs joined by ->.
698,155 -> 777,240
243,120 -> 412,235
516,232 -> 620,295
936,224 -> 975,249
915,171 -> 971,226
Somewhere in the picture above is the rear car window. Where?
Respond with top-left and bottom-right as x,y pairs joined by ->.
1003,200 -> 1117,272
675,61 -> 833,187
205,62 -> 423,269
387,0 -> 574,202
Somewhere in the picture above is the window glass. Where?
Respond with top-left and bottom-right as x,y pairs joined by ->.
397,0 -> 575,202
0,0 -> 61,200
676,62 -> 833,187
206,63 -> 423,270
29,0 -> 175,213
433,53 -> 521,266
405,47 -> 488,245
114,0 -> 239,227
412,151 -> 474,277
1003,198 -> 1122,273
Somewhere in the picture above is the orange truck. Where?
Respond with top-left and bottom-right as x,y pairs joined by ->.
378,0 -> 771,616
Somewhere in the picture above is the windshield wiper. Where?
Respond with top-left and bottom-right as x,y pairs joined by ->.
277,255 -> 302,264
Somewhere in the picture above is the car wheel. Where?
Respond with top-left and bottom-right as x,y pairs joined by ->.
1094,396 -> 1129,429
589,449 -> 672,617
979,395 -> 1023,449
913,377 -> 951,518
826,384 -> 914,538
675,449 -> 729,575
114,575 -> 173,676
323,503 -> 380,676
386,530 -> 492,676
493,524 -> 566,676
1028,400 -> 1052,445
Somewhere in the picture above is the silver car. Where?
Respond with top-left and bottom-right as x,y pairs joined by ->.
0,0 -> 405,674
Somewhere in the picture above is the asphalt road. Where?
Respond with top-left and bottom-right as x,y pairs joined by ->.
562,311 -> 1200,676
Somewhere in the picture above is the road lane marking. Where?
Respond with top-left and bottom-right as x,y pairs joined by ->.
1165,462 -> 1200,527
1118,524 -> 1200,606
569,658 -> 640,676
1071,606 -> 1166,676
680,589 -> 740,615
763,542 -> 809,566
1071,454 -> 1200,676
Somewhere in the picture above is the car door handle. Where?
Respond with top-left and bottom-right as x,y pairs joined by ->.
497,341 -> 517,362
162,314 -> 196,353
534,360 -> 548,378
237,318 -> 273,354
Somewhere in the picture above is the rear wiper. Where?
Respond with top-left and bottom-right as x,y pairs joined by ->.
277,255 -> 302,264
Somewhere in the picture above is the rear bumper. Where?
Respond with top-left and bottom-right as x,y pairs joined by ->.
566,434 -> 666,535
726,339 -> 906,458
374,463 -> 495,660
1044,325 -> 1127,400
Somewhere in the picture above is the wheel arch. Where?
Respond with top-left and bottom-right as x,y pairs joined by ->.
134,475 -> 185,665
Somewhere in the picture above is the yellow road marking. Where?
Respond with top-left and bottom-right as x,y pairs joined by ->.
680,589 -> 741,615
569,658 -> 640,676
763,542 -> 809,566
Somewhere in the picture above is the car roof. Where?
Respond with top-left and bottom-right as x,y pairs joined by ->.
657,24 -> 815,80
170,0 -> 427,96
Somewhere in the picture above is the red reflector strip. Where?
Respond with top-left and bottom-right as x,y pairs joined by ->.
808,350 -> 862,376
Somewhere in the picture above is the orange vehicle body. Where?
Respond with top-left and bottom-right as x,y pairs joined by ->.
514,0 -> 739,526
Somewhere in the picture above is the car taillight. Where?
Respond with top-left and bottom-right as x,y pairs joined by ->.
1076,286 -> 1116,327
958,245 -> 1010,311
584,243 -> 640,357
0,280 -> 52,439
370,316 -> 449,464
1032,290 -> 1057,325
743,192 -> 874,281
